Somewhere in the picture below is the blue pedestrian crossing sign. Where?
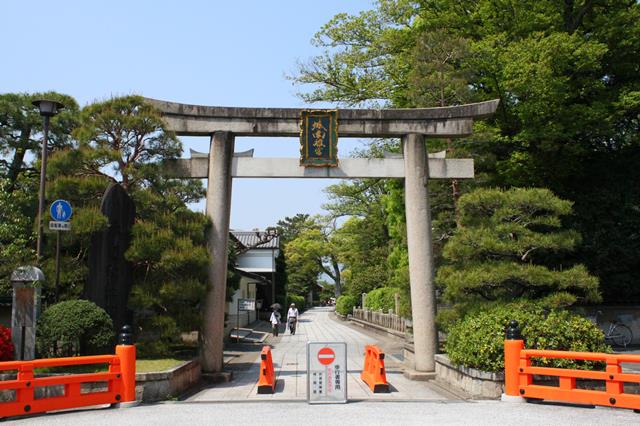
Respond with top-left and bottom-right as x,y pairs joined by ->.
50,199 -> 72,222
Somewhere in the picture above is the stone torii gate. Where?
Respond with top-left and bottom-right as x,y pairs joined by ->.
147,98 -> 499,377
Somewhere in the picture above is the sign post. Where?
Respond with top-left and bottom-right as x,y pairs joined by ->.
236,298 -> 256,343
307,342 -> 347,404
49,200 -> 72,302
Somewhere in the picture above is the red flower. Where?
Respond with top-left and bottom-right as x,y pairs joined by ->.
0,325 -> 14,361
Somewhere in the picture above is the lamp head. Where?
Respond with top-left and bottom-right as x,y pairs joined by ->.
32,99 -> 65,117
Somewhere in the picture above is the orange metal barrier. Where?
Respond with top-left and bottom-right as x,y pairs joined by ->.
257,346 -> 276,394
504,320 -> 640,411
0,326 -> 136,418
361,345 -> 389,393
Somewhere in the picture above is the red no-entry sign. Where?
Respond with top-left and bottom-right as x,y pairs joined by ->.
317,347 -> 336,365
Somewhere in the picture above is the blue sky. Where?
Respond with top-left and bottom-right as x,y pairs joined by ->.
2,0 -> 374,230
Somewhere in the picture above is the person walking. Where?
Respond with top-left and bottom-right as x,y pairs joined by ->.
270,309 -> 281,337
287,303 -> 299,335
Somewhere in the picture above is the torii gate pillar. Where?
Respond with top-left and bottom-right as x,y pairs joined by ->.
403,133 -> 437,373
202,131 -> 234,373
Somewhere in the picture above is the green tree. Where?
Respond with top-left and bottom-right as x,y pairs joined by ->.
437,188 -> 600,322
292,0 -> 417,106
73,96 -> 182,190
323,175 -> 393,300
43,144 -> 111,301
283,215 -> 342,297
48,96 -> 208,355
125,193 -> 209,356
0,92 -> 78,191
295,0 -> 640,302
277,214 -> 315,300
332,215 -> 388,298
0,92 -> 79,296
0,177 -> 36,296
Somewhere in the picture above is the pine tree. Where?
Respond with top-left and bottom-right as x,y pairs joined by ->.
436,187 -> 600,321
48,96 -> 209,355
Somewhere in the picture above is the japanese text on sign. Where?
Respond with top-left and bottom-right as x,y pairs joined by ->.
307,341 -> 347,404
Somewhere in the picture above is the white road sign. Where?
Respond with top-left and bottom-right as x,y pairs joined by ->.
49,221 -> 71,231
238,298 -> 255,311
307,341 -> 347,404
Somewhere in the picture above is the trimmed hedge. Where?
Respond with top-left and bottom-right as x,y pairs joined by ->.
364,287 -> 399,313
37,300 -> 114,357
445,303 -> 609,372
336,295 -> 358,316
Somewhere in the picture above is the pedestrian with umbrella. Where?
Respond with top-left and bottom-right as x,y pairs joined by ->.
269,304 -> 282,337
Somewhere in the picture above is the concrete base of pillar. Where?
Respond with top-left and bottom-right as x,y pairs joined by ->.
500,394 -> 526,403
202,372 -> 233,384
403,369 -> 437,381
111,401 -> 141,409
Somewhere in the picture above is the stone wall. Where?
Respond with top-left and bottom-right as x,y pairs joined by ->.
434,354 -> 504,399
401,342 -> 503,398
136,358 -> 201,402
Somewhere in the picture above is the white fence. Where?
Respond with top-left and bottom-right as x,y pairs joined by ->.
352,308 -> 407,334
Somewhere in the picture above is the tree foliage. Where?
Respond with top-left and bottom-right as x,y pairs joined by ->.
437,188 -> 600,320
364,287 -> 399,313
0,92 -> 78,189
125,190 -> 209,356
0,177 -> 36,296
1,93 -> 212,354
294,0 -> 640,303
282,215 -> 342,297
336,294 -> 358,316
65,96 -> 208,355
0,92 -> 79,296
73,96 -> 182,190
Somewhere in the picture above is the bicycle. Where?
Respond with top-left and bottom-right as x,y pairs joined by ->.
593,310 -> 633,348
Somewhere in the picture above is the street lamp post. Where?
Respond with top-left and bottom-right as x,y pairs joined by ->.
32,100 -> 64,260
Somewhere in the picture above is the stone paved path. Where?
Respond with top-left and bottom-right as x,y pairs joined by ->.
189,307 -> 453,401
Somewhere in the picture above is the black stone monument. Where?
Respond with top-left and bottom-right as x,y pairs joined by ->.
86,183 -> 135,333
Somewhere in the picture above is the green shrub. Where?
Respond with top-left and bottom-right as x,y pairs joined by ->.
364,287 -> 399,313
336,295 -> 358,316
287,294 -> 306,311
37,300 -> 114,357
445,303 -> 609,372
